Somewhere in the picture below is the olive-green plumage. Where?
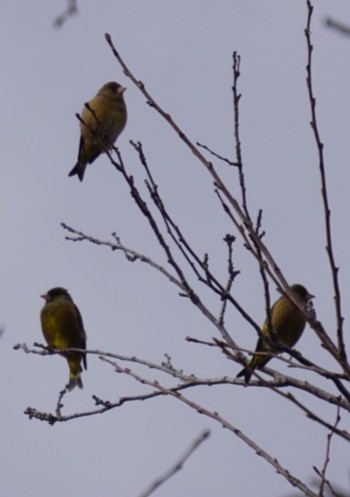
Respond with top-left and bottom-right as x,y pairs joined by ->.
40,287 -> 87,391
237,284 -> 314,384
69,81 -> 127,181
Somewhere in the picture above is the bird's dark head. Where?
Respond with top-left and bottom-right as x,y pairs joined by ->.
99,81 -> 126,97
40,287 -> 71,302
290,284 -> 314,302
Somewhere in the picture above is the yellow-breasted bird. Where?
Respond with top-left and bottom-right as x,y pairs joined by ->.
237,284 -> 314,384
69,81 -> 127,181
40,287 -> 87,390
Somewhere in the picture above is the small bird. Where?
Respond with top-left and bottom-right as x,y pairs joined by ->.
237,284 -> 314,384
69,81 -> 127,181
40,287 -> 87,390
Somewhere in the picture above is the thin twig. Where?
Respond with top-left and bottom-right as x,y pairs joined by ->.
137,430 -> 210,497
196,142 -> 239,167
277,392 -> 349,442
231,51 -> 249,216
324,17 -> 350,37
305,1 -> 348,373
313,405 -> 341,497
53,0 -> 78,28
219,234 -> 239,326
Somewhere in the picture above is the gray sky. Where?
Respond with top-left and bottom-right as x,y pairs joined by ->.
1,1 -> 350,496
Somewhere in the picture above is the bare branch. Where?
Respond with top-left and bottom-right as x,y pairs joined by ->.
313,405 -> 341,497
104,31 -> 346,380
53,0 -> 78,28
231,51 -> 249,216
305,1 -> 348,373
105,359 -> 319,497
196,142 -> 239,167
61,222 -> 239,349
104,33 -> 290,290
137,430 -> 210,497
324,17 -> 350,37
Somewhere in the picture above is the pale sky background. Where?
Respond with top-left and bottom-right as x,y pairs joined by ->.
1,1 -> 350,496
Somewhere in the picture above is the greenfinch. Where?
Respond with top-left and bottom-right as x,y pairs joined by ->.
69,81 -> 127,181
237,284 -> 314,383
40,287 -> 87,390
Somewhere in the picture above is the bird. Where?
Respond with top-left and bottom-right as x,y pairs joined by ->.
40,287 -> 87,390
236,284 -> 314,384
68,81 -> 127,181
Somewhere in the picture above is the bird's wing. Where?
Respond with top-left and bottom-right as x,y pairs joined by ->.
73,303 -> 87,370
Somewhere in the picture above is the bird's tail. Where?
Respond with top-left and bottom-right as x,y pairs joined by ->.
68,372 -> 83,391
68,162 -> 87,182
236,366 -> 253,384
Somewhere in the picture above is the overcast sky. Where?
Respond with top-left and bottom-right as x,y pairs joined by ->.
1,1 -> 350,496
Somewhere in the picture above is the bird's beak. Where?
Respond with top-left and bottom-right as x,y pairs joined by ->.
307,292 -> 315,300
40,293 -> 49,301
118,86 -> 127,95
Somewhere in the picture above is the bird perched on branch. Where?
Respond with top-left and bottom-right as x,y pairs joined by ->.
40,287 -> 87,390
69,81 -> 127,181
237,284 -> 314,384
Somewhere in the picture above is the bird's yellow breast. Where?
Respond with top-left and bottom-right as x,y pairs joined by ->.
40,301 -> 85,350
80,94 -> 127,143
263,298 -> 306,347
